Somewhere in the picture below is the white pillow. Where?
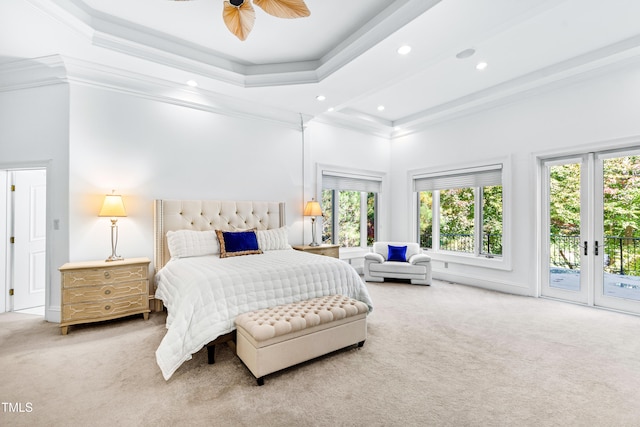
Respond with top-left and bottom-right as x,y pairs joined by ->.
166,230 -> 220,258
257,227 -> 291,251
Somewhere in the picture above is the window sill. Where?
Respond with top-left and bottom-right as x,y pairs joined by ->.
424,250 -> 511,271
339,246 -> 370,260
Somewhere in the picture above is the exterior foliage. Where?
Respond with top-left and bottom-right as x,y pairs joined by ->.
549,156 -> 640,276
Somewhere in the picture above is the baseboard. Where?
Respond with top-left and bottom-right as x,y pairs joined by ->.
433,270 -> 533,297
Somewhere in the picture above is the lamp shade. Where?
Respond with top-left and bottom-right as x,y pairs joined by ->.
303,200 -> 322,217
99,194 -> 127,217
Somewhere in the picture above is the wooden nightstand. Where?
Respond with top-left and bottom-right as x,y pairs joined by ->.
292,244 -> 340,258
59,257 -> 151,335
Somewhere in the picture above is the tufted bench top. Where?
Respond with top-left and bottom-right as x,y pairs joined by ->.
235,295 -> 369,345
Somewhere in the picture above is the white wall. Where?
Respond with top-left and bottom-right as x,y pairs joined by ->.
68,85 -> 307,266
0,84 -> 70,322
305,122 -> 392,243
390,61 -> 640,296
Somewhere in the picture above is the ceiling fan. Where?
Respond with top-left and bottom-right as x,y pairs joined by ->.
174,0 -> 311,41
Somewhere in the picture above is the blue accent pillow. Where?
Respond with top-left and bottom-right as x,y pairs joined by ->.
216,230 -> 262,258
387,245 -> 408,262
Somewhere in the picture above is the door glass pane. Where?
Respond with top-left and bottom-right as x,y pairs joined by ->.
548,163 -> 581,291
602,155 -> 640,300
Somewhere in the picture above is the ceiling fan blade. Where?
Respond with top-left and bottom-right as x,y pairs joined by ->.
253,0 -> 310,19
223,1 -> 256,41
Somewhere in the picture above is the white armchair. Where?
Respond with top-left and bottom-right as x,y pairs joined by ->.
364,242 -> 432,285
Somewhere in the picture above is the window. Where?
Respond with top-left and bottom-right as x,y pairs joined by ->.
415,164 -> 503,258
321,170 -> 382,247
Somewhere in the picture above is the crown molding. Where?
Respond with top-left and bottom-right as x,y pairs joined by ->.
311,113 -> 392,140
392,34 -> 640,135
0,55 -> 68,92
33,0 -> 441,88
0,55 -> 309,130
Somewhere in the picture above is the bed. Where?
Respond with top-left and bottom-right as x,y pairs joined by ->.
153,200 -> 373,380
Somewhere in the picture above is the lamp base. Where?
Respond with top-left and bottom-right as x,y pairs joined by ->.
308,242 -> 320,247
106,220 -> 123,262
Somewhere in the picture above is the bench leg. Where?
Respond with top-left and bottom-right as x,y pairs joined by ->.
358,340 -> 365,348
207,344 -> 215,364
257,377 -> 264,386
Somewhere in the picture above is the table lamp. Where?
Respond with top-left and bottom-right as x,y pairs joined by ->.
99,190 -> 127,261
303,198 -> 323,247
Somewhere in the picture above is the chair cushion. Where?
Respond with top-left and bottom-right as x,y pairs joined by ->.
387,245 -> 407,262
368,261 -> 427,275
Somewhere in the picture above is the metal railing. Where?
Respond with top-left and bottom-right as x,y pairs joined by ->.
549,234 -> 640,276
421,233 -> 503,255
420,232 -> 640,275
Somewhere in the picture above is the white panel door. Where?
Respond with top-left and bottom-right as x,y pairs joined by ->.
12,170 -> 46,311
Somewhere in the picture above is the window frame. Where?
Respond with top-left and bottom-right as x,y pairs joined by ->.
317,164 -> 386,249
323,189 -> 377,247
410,158 -> 512,271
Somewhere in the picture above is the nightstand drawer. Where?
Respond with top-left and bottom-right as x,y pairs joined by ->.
62,294 -> 148,322
63,280 -> 148,304
62,264 -> 147,288
311,246 -> 339,257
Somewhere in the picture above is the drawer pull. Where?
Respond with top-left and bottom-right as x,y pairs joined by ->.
104,271 -> 111,279
104,289 -> 111,295
104,305 -> 111,311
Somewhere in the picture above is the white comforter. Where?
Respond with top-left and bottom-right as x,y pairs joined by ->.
155,249 -> 373,380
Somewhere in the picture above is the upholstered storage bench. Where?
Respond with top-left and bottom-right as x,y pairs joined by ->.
235,295 -> 368,385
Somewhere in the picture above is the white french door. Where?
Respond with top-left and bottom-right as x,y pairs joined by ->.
593,149 -> 640,313
542,155 -> 591,304
542,148 -> 640,314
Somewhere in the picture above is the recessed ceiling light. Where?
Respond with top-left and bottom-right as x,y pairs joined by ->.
456,48 -> 476,59
476,61 -> 488,71
377,105 -> 385,111
397,45 -> 412,55
186,80 -> 198,87
316,95 -> 326,101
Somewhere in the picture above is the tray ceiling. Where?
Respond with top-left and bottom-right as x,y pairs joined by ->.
5,0 -> 640,136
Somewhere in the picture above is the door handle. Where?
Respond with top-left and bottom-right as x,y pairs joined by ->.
594,241 -> 599,256
583,241 -> 588,256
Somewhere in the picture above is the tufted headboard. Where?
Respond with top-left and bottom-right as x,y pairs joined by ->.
153,200 -> 286,271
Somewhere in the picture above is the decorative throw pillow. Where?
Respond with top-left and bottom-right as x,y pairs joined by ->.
216,229 -> 263,258
166,230 -> 220,258
387,245 -> 408,262
257,227 -> 291,251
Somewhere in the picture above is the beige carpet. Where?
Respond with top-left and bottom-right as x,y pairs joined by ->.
2,280 -> 640,427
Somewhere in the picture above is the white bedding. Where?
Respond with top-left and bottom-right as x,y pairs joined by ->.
155,249 -> 373,380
